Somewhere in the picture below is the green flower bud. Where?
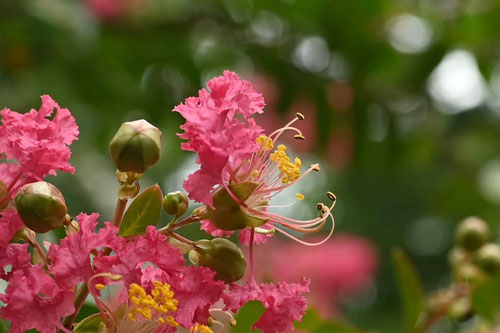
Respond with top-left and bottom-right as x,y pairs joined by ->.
448,247 -> 468,268
447,297 -> 472,322
475,243 -> 500,275
109,119 -> 162,174
15,181 -> 68,233
207,182 -> 268,231
455,217 -> 490,252
163,191 -> 188,217
189,238 -> 247,283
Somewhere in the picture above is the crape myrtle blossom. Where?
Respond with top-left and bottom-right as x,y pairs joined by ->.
0,95 -> 79,204
175,70 -> 335,246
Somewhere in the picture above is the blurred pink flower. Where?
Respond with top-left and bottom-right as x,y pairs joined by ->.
253,233 -> 378,318
85,0 -> 145,19
0,208 -> 24,252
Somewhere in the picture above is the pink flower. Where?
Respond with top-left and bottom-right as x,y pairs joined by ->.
0,208 -> 24,252
48,213 -> 122,288
0,265 -> 74,333
168,266 -> 225,327
0,243 -> 31,280
174,71 -> 265,207
94,226 -> 185,287
0,95 -> 79,186
224,278 -> 310,333
254,234 -> 378,318
176,71 -> 336,245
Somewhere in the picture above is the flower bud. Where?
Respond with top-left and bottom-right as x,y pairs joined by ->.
109,119 -> 162,174
163,191 -> 188,217
207,182 -> 268,231
15,181 -> 68,233
475,243 -> 500,275
455,217 -> 490,252
189,238 -> 247,283
447,297 -> 472,322
0,179 -> 8,210
448,247 -> 468,268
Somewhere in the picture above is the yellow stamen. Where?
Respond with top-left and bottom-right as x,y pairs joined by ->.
270,144 -> 302,183
94,284 -> 106,291
256,135 -> 274,151
296,193 -> 305,200
127,282 -> 178,327
191,323 -> 213,333
252,170 -> 260,177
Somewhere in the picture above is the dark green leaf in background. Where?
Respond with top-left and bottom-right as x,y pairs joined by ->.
392,247 -> 423,333
119,184 -> 163,237
472,274 -> 500,325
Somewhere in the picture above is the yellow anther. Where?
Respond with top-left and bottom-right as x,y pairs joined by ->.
94,284 -> 106,291
192,323 -> 213,333
296,112 -> 305,120
278,144 -> 287,151
257,135 -> 274,151
294,134 -> 305,140
311,164 -> 320,172
128,281 -> 178,326
294,157 -> 302,167
296,193 -> 305,200
252,170 -> 260,178
166,316 -> 179,327
327,192 -> 336,202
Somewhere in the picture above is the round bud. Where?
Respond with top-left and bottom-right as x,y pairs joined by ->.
475,243 -> 500,275
163,191 -> 188,217
109,119 -> 162,174
448,247 -> 468,268
455,217 -> 490,252
189,238 -> 247,283
15,181 -> 68,233
447,297 -> 472,322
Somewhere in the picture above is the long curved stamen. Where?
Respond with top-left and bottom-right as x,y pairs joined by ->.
274,211 -> 335,246
87,273 -> 121,330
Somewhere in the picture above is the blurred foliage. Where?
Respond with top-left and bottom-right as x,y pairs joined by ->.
3,0 -> 500,331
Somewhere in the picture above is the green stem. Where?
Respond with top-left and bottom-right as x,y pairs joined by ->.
61,197 -> 128,330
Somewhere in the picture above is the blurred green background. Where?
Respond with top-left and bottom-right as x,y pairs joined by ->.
2,0 -> 500,331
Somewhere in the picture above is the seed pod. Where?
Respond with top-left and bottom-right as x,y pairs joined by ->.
15,181 -> 68,233
109,119 -> 162,174
189,238 -> 247,283
455,217 -> 490,252
163,191 -> 188,217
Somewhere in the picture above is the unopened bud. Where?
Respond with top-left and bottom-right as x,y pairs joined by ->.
109,119 -> 162,173
475,243 -> 500,275
447,297 -> 472,322
189,238 -> 247,283
163,191 -> 188,217
448,247 -> 468,268
15,182 -> 67,233
455,217 -> 490,252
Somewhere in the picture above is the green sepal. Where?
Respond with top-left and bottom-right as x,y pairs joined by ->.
207,182 -> 268,231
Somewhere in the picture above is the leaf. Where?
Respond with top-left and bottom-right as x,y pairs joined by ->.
119,184 -> 163,237
231,300 -> 266,333
0,320 -> 7,333
295,308 -> 324,332
472,274 -> 500,325
73,313 -> 105,333
392,247 -> 423,333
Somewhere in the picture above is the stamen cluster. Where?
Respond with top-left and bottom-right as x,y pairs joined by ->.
128,282 -> 178,326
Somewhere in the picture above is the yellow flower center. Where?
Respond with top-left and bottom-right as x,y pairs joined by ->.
269,144 -> 302,184
127,282 -> 179,327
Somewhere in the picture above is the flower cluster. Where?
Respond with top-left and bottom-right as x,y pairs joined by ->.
0,71 -> 340,333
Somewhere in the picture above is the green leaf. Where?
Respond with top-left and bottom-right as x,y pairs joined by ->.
472,274 -> 500,324
0,320 -> 7,333
119,184 -> 163,237
73,313 -> 105,333
231,300 -> 266,333
295,308 -> 324,332
314,320 -> 367,333
392,247 -> 423,333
